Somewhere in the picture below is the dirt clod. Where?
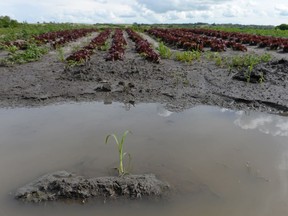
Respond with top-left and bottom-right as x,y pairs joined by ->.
95,83 -> 112,92
15,171 -> 170,203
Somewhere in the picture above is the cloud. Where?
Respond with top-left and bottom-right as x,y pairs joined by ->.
157,105 -> 173,117
119,14 -> 137,18
0,0 -> 287,25
222,6 -> 243,17
275,5 -> 288,16
136,0 -> 228,13
234,111 -> 288,137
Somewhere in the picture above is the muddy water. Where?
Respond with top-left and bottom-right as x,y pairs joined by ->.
0,102 -> 288,216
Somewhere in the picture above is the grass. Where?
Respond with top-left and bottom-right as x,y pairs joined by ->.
205,52 -> 272,83
175,50 -> 201,63
214,53 -> 272,83
205,51 -> 224,66
0,23 -> 95,46
228,53 -> 271,69
105,130 -> 131,176
210,26 -> 288,38
157,42 -> 172,59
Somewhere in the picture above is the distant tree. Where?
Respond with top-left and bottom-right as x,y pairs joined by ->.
0,16 -> 19,28
275,24 -> 288,30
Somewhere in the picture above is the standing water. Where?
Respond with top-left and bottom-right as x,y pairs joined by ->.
0,102 -> 288,216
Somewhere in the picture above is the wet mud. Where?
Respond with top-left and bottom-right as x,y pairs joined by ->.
15,171 -> 170,203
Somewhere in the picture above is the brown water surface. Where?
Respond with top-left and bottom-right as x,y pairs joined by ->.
0,102 -> 288,216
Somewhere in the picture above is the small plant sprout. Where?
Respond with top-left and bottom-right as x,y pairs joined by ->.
5,45 -> 18,54
56,47 -> 65,62
259,72 -> 265,83
105,130 -> 131,176
100,41 -> 109,51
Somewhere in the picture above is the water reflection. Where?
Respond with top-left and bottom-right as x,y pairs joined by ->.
234,110 -> 288,136
157,105 -> 173,117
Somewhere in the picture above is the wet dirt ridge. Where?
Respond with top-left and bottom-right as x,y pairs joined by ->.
0,32 -> 287,113
15,171 -> 170,203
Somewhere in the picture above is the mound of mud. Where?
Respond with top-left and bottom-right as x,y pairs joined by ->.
233,59 -> 288,84
15,171 -> 170,203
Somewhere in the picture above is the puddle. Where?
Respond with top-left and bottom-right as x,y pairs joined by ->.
0,102 -> 288,216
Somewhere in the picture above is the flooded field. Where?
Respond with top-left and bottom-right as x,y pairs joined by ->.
0,102 -> 288,216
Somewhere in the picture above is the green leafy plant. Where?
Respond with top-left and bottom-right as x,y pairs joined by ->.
5,42 -> 48,64
66,59 -> 85,67
4,45 -> 18,54
99,41 -> 109,51
214,55 -> 223,66
175,50 -> 201,63
105,130 -> 131,176
228,54 -> 271,82
205,52 -> 271,83
157,42 -> 172,59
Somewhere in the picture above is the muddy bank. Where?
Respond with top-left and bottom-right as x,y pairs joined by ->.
0,33 -> 287,113
15,171 -> 170,203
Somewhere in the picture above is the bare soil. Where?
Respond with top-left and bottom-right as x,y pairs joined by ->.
0,33 -> 287,113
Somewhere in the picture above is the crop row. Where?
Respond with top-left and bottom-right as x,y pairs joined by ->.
187,29 -> 288,52
66,29 -> 112,62
147,28 -> 247,52
106,29 -> 127,61
148,28 -> 288,53
126,28 -> 160,63
188,29 -> 288,52
34,28 -> 96,48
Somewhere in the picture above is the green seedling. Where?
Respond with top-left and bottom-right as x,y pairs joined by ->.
100,41 -> 109,51
5,45 -> 18,54
260,53 -> 272,62
215,55 -> 223,66
244,64 -> 253,83
204,51 -> 224,66
157,42 -> 172,59
175,50 -> 201,63
204,51 -> 214,60
105,130 -> 131,176
66,59 -> 85,67
258,72 -> 265,83
56,47 -> 65,62
226,53 -> 272,83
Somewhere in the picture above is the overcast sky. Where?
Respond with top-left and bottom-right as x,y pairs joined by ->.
1,0 -> 287,25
